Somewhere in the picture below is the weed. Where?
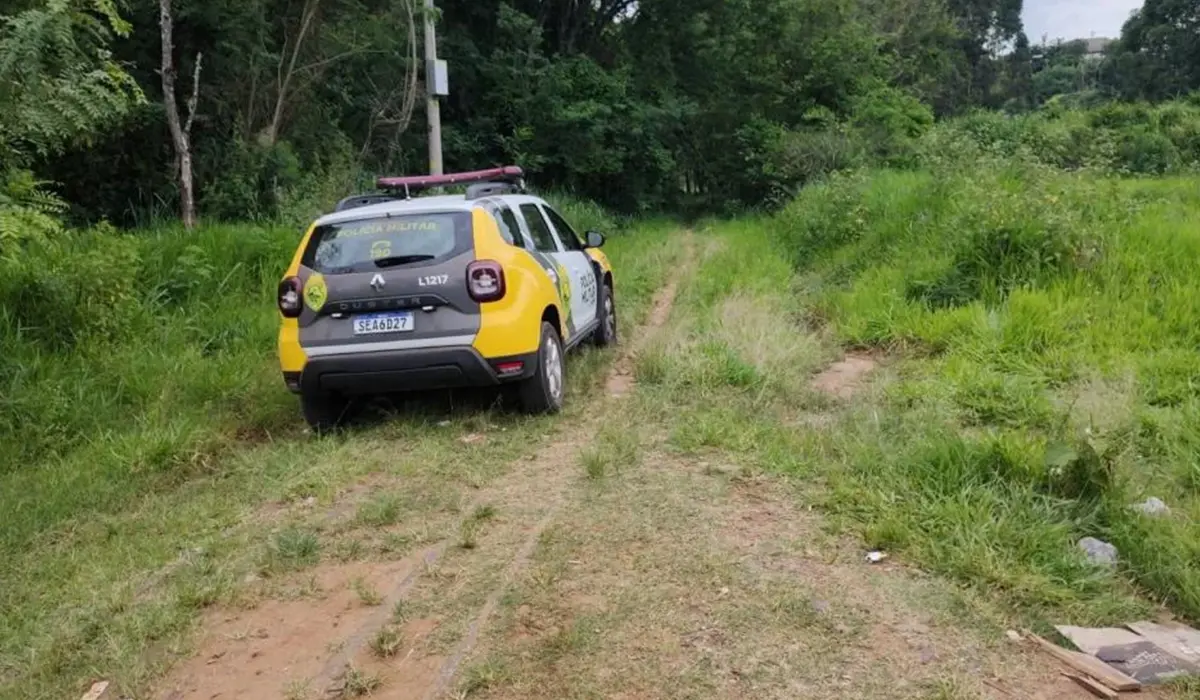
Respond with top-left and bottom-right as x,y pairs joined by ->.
581,449 -> 608,480
342,665 -> 382,697
356,494 -> 403,527
333,538 -> 366,562
580,424 -> 642,480
459,504 -> 496,550
380,532 -> 413,555
284,678 -> 314,700
920,676 -> 980,700
352,577 -> 383,606
269,528 -> 320,571
369,625 -> 403,658
391,599 -> 408,622
458,658 -> 513,697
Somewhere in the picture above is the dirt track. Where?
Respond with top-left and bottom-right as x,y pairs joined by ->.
156,244 -> 686,700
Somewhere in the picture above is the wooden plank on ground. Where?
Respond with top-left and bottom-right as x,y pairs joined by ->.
1028,633 -> 1141,692
1056,625 -> 1146,655
1126,621 -> 1200,665
1062,672 -> 1119,699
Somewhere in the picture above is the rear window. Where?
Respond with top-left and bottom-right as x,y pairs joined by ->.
302,212 -> 472,274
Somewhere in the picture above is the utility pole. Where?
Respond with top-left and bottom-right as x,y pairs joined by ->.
423,0 -> 444,175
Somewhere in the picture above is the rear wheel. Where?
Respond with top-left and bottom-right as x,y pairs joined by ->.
301,392 -> 350,433
519,322 -> 565,414
591,282 -> 617,347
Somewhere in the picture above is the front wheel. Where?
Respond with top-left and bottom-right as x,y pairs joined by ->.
519,322 -> 565,414
301,392 -> 350,434
591,282 -> 617,348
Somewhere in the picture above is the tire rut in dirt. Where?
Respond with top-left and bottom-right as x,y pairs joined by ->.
378,255 -> 689,700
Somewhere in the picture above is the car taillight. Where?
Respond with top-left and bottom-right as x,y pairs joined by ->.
278,276 -> 303,317
467,261 -> 506,302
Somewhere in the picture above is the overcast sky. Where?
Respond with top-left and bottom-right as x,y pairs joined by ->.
1023,0 -> 1144,43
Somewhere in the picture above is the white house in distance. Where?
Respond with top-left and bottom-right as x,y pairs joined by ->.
1082,37 -> 1115,60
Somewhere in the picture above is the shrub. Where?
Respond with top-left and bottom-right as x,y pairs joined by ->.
1115,127 -> 1182,174
850,86 -> 934,166
766,127 -> 865,193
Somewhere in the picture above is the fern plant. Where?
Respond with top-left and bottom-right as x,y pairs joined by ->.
0,169 -> 67,259
0,0 -> 142,257
0,0 -> 143,164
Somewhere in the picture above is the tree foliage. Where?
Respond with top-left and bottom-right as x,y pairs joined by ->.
2,0 -> 1197,222
1106,0 -> 1200,101
0,0 -> 142,249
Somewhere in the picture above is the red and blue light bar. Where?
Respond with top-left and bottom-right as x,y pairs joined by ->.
376,166 -> 524,193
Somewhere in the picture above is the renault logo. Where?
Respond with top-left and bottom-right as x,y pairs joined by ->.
370,274 -> 386,292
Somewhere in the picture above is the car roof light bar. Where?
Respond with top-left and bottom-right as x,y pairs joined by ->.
376,166 -> 524,197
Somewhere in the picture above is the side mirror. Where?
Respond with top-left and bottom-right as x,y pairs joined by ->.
585,230 -> 606,248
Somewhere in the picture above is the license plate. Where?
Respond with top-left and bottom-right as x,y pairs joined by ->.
353,312 -> 415,335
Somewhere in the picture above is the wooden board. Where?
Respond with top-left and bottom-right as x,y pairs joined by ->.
1028,633 -> 1142,692
1096,640 -> 1200,684
1126,621 -> 1200,665
1055,626 -> 1145,655
1062,672 -> 1119,699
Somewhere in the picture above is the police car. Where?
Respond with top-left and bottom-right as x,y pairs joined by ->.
276,167 -> 617,430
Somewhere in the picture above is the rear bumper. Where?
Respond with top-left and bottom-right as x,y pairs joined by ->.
293,346 -> 537,396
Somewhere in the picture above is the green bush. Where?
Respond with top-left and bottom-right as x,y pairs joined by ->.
200,139 -> 305,221
1116,127 -> 1182,174
928,98 -> 1200,177
766,128 -> 865,193
850,86 -> 934,166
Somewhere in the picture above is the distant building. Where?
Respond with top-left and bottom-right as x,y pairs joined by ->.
1082,37 -> 1115,60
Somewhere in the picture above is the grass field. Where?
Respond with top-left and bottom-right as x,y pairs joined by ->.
774,161 -> 1200,624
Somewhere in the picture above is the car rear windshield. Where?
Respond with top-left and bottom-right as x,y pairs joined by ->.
301,212 -> 472,274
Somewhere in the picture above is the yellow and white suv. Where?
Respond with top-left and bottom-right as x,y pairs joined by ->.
276,167 -> 616,430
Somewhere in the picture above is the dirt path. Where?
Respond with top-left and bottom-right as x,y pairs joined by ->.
155,243 -> 689,700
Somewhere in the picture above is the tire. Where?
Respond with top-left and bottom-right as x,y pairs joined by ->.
519,322 -> 565,414
301,392 -> 350,434
591,281 -> 617,347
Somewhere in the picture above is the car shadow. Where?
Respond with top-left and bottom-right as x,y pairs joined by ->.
336,386 -> 514,432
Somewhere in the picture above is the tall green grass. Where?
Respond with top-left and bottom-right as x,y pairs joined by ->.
931,98 -> 1200,176
773,159 -> 1200,622
0,223 -> 302,554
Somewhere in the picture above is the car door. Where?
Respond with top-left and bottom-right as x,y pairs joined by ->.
516,202 -> 589,343
537,204 -> 598,336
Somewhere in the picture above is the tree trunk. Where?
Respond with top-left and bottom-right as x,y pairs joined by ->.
159,0 -> 197,229
265,0 -> 320,146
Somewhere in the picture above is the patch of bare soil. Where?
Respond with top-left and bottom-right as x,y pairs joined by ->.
811,352 -> 878,399
157,560 -> 414,700
457,449 -> 1103,700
